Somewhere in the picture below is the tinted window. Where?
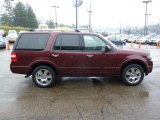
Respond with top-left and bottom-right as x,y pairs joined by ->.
54,34 -> 80,51
83,35 -> 106,52
16,33 -> 49,50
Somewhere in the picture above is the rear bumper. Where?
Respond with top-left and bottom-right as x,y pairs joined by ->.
10,65 -> 29,75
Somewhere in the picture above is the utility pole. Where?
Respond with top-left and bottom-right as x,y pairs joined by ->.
52,6 -> 59,29
87,1 -> 92,32
73,0 -> 83,31
10,0 -> 14,28
76,0 -> 78,30
142,0 -> 152,36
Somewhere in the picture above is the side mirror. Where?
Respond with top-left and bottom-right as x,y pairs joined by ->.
105,45 -> 111,52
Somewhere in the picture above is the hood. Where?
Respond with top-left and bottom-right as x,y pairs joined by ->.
117,47 -> 150,56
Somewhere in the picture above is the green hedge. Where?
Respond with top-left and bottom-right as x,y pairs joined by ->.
0,25 -> 29,33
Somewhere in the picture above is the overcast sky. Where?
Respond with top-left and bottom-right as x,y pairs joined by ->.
1,0 -> 160,29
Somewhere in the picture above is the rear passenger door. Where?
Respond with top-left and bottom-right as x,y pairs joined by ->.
50,34 -> 84,76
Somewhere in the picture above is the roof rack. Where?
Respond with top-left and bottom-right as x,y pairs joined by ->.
28,29 -> 82,33
29,29 -> 35,31
74,29 -> 81,32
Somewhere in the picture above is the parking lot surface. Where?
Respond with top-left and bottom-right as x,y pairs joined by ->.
0,43 -> 160,120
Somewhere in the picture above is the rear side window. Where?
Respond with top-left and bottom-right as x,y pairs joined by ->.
54,34 -> 80,51
15,33 -> 49,50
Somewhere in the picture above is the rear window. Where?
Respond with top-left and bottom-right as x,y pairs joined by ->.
15,33 -> 49,50
54,34 -> 80,51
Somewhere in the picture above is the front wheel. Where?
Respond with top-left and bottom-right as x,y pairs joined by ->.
32,66 -> 56,88
121,64 -> 144,86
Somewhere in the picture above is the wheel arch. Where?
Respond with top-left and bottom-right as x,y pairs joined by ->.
29,62 -> 59,76
120,60 -> 147,75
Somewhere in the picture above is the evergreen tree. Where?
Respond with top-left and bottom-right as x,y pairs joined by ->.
46,20 -> 55,28
13,2 -> 27,27
1,1 -> 38,28
1,0 -> 14,26
26,4 -> 38,28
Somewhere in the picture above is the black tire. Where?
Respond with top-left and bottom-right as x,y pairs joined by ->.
32,66 -> 56,88
121,64 -> 144,86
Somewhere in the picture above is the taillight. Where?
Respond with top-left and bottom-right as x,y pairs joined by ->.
11,52 -> 17,62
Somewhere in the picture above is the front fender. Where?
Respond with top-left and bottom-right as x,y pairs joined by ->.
115,55 -> 148,74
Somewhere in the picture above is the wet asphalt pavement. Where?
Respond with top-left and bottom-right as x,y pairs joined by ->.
0,43 -> 160,120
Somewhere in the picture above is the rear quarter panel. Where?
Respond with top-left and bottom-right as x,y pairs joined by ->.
10,32 -> 59,74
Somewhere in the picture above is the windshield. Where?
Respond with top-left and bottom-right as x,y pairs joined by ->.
8,30 -> 17,34
8,33 -> 18,36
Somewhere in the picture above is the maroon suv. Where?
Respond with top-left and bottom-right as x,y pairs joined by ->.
10,31 -> 153,88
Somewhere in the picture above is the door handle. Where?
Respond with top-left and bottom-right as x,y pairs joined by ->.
52,54 -> 59,57
86,54 -> 93,58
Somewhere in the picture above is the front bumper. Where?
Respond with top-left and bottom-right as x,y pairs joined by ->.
146,59 -> 153,75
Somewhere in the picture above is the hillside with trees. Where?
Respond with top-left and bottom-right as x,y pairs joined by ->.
1,1 -> 38,28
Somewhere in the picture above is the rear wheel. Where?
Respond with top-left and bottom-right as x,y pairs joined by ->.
121,64 -> 144,86
32,66 -> 56,88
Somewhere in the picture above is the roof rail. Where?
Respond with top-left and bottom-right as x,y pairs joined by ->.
29,29 -> 35,31
74,29 -> 81,32
34,29 -> 72,32
32,29 -> 83,32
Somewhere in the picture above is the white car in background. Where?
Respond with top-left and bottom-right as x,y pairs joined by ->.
119,35 -> 130,42
0,29 -> 6,37
7,30 -> 18,42
136,36 -> 148,44
0,35 -> 6,48
148,36 -> 160,45
128,36 -> 138,43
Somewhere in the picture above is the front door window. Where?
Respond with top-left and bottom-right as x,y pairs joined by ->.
83,35 -> 106,52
